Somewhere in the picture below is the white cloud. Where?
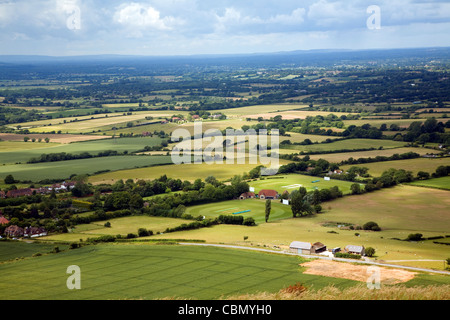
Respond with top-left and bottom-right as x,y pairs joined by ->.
114,2 -> 178,31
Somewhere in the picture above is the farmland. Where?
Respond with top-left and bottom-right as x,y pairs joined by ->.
0,49 -> 449,301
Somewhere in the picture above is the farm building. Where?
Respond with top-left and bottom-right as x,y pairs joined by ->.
345,245 -> 365,256
6,188 -> 33,198
24,227 -> 48,238
289,241 -> 312,255
239,192 -> 255,200
258,189 -> 279,200
0,191 -> 5,199
4,225 -> 24,238
311,242 -> 327,254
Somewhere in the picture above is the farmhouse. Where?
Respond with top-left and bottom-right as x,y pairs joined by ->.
258,189 -> 278,200
239,192 -> 255,200
6,188 -> 33,198
345,245 -> 365,256
24,227 -> 48,238
4,225 -> 24,238
289,241 -> 312,255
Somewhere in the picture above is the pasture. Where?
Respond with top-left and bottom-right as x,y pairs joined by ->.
0,244 -> 358,300
151,185 -> 450,270
248,174 -> 355,195
341,157 -> 450,177
89,159 -> 293,184
0,155 -> 173,182
408,176 -> 450,190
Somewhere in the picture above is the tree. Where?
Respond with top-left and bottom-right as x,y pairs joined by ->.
265,199 -> 271,223
290,189 -> 312,217
417,171 -> 430,180
351,183 -> 362,195
363,221 -> 381,231
44,137 -> 50,143
365,247 -> 376,257
4,174 -> 15,184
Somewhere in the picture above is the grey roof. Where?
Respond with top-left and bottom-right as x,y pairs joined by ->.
289,241 -> 312,250
345,245 -> 364,253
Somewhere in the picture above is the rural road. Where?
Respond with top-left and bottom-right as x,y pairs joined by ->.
179,242 -> 450,275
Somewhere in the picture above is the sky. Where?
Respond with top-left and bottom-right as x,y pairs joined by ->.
0,0 -> 449,56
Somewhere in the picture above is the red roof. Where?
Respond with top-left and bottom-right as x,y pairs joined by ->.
258,189 -> 278,198
0,215 -> 9,225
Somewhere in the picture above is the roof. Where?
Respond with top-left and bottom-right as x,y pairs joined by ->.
289,241 -> 312,250
240,192 -> 255,197
258,189 -> 278,197
0,215 -> 9,225
312,242 -> 326,248
345,245 -> 364,253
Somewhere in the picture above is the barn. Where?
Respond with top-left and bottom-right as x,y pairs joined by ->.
239,192 -> 255,200
289,241 -> 312,255
311,242 -> 327,254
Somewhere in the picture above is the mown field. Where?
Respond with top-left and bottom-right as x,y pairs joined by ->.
0,244 -> 359,300
248,174 -> 355,195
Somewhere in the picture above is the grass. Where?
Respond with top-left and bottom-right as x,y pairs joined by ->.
89,159 -> 293,184
0,241 -> 69,262
408,176 -> 450,190
0,155 -> 173,182
0,136 -> 164,165
41,216 -> 190,242
341,157 -> 450,177
248,174 -> 356,195
150,185 -> 450,269
279,138 -> 406,154
0,244 -> 359,300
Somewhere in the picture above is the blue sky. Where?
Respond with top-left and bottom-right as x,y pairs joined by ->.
1,0 -> 449,56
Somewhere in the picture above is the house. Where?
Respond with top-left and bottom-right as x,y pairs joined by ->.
4,225 -> 24,238
171,117 -> 181,122
0,214 -> 9,225
289,241 -> 312,255
311,242 -> 327,254
6,188 -> 33,198
345,245 -> 365,256
239,192 -> 255,200
24,227 -> 47,238
191,115 -> 201,120
0,190 -> 5,198
258,189 -> 278,200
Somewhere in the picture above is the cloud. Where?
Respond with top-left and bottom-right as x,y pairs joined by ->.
113,2 -> 179,32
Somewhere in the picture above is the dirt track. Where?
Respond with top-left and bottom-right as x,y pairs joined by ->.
300,259 -> 417,284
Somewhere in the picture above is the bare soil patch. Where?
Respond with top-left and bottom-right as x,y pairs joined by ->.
300,259 -> 416,284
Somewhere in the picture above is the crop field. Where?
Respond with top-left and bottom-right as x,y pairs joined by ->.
0,241 -> 69,262
344,118 -> 449,129
0,136 -> 164,165
408,176 -> 450,190
0,133 -> 111,144
0,155 -> 173,182
308,147 -> 433,163
89,159 -> 293,184
0,244 -> 360,300
341,157 -> 450,177
41,216 -> 190,242
279,138 -> 407,154
248,174 -> 356,195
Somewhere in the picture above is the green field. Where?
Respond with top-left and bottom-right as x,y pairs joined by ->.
184,199 -> 293,224
0,137 -> 164,165
0,241 -> 69,262
151,185 -> 450,269
41,216 -> 190,242
279,138 -> 406,154
0,244 -> 359,300
0,155 -> 173,182
408,176 -> 450,190
341,157 -> 450,177
89,159 -> 293,184
248,174 -> 356,195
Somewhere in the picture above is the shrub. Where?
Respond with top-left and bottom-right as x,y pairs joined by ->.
365,247 -> 376,257
363,221 -> 381,231
406,233 -> 423,241
243,217 -> 256,226
335,252 -> 361,259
